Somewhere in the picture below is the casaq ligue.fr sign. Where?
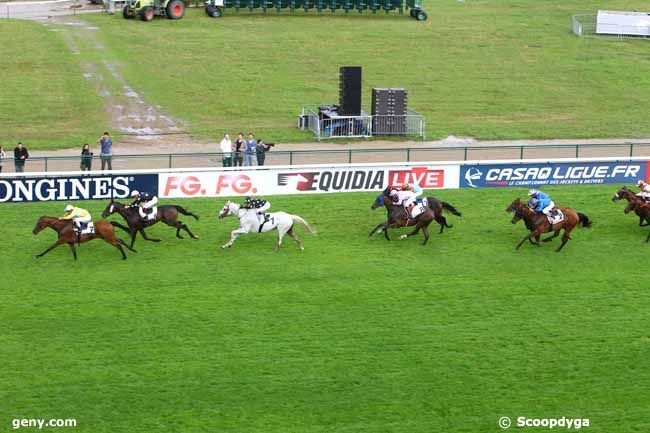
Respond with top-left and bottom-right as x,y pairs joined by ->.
460,160 -> 647,188
0,174 -> 158,203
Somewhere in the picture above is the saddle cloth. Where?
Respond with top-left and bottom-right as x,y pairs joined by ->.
547,209 -> 564,225
75,222 -> 95,235
139,207 -> 157,221
407,203 -> 426,219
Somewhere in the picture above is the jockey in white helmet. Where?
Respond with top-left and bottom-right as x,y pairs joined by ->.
129,190 -> 158,220
390,188 -> 417,216
528,189 -> 556,218
636,180 -> 650,201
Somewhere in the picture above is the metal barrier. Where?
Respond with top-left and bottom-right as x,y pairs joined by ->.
2,142 -> 649,173
300,105 -> 424,140
572,14 -> 650,39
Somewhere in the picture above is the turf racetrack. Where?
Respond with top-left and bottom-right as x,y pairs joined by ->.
2,185 -> 648,432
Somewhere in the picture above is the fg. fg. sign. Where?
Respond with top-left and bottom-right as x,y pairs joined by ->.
0,174 -> 158,203
460,161 -> 646,188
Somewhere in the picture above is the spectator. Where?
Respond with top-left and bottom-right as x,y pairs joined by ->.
98,131 -> 113,170
233,132 -> 244,167
14,142 -> 28,173
80,143 -> 93,173
0,145 -> 5,173
244,133 -> 256,166
255,139 -> 273,166
220,133 -> 232,167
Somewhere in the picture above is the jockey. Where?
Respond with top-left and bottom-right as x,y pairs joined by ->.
636,180 -> 650,201
401,182 -> 424,203
60,204 -> 92,233
129,190 -> 158,219
389,188 -> 417,216
242,197 -> 271,223
528,188 -> 557,218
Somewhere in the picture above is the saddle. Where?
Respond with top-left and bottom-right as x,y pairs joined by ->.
74,222 -> 95,235
546,209 -> 564,225
138,207 -> 157,221
406,203 -> 426,219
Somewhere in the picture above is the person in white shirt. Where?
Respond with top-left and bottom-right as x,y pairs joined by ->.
220,133 -> 232,167
0,145 -> 5,173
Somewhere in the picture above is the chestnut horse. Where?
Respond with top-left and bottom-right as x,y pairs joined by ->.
612,186 -> 650,226
624,199 -> 650,242
505,198 -> 592,252
33,216 -> 136,260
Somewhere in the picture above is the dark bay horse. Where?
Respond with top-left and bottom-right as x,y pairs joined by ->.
33,216 -> 136,260
371,189 -> 462,234
101,201 -> 199,248
624,199 -> 650,242
612,186 -> 650,226
368,200 -> 435,245
505,198 -> 592,252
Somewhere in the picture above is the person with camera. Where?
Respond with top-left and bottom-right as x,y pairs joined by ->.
255,139 -> 274,166
80,143 -> 93,173
98,131 -> 113,170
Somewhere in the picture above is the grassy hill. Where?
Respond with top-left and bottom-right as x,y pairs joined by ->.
3,0 -> 650,148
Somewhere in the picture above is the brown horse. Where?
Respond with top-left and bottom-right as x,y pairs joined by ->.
505,198 -> 592,252
624,199 -> 650,242
612,186 -> 650,226
371,190 -> 461,234
32,216 -> 136,260
368,199 -> 435,245
101,201 -> 199,248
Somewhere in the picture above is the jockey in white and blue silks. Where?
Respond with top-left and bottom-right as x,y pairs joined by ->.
401,182 -> 424,203
528,189 -> 555,218
390,188 -> 417,216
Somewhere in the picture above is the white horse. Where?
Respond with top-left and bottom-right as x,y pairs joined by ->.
218,200 -> 316,251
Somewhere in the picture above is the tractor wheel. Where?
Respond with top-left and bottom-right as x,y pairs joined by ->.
415,9 -> 426,20
141,5 -> 155,20
123,4 -> 134,18
166,0 -> 185,19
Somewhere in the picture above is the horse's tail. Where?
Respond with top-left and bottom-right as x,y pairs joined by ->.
291,215 -> 317,235
441,201 -> 462,217
173,205 -> 199,221
578,212 -> 592,228
110,221 -> 131,234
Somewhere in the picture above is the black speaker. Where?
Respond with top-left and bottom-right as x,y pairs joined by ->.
371,88 -> 408,116
339,66 -> 362,116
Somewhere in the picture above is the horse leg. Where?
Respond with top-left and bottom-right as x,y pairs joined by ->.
222,228 -> 245,249
139,228 -> 161,243
275,228 -> 287,253
181,222 -> 199,240
399,226 -> 420,240
646,230 -> 650,243
543,228 -> 561,242
516,230 -> 539,250
368,222 -> 385,237
287,228 -> 304,251
421,225 -> 431,245
67,242 -> 78,260
129,229 -> 138,249
555,228 -> 573,252
119,238 -> 137,253
434,215 -> 446,234
34,239 -> 66,259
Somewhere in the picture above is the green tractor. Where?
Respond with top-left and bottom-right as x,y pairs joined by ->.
123,0 -> 186,21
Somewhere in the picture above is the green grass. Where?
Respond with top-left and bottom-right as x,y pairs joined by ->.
2,184 -> 649,432
3,1 -> 650,149
0,20 -> 105,149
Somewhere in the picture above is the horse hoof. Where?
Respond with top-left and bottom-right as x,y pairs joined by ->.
399,235 -> 407,240
33,255 -> 39,259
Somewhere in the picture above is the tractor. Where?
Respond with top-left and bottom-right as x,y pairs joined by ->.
123,0 -> 186,21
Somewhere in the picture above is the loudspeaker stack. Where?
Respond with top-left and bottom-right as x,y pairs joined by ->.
338,66 -> 362,116
371,88 -> 408,134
